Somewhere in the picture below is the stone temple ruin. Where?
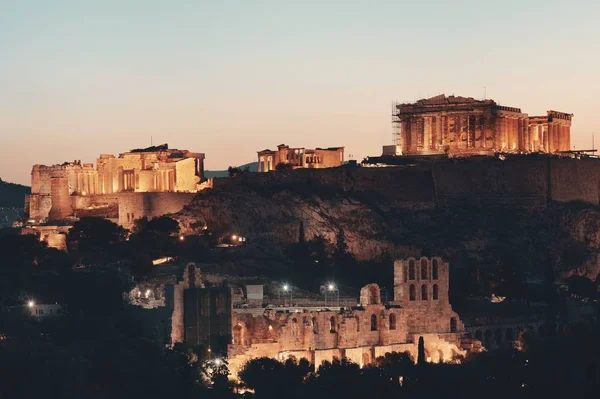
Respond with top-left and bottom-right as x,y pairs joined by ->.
22,144 -> 210,249
226,257 -> 469,375
130,257 -> 489,379
386,94 -> 573,157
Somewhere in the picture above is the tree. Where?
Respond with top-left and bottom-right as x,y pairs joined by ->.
238,357 -> 286,396
417,336 -> 426,365
67,217 -> 127,250
130,254 -> 154,280
298,221 -> 306,246
145,216 -> 180,236
227,166 -> 250,177
275,162 -> 293,172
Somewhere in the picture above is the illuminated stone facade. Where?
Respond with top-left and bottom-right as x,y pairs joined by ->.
257,144 -> 344,172
392,95 -> 572,156
227,257 -> 467,378
25,144 -> 208,242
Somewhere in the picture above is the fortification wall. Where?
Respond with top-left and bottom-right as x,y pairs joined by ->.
118,192 -> 196,228
549,158 -> 600,203
215,156 -> 600,209
175,158 -> 197,192
28,194 -> 52,220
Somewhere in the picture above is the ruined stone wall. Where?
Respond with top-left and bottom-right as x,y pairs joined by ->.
549,158 -> 600,204
313,148 -> 344,169
48,177 -> 72,220
28,194 -> 52,220
393,257 -> 463,334
217,156 -> 600,209
117,192 -> 195,228
175,158 -> 198,192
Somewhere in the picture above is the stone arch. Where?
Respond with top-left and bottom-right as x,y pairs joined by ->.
432,259 -> 438,280
505,328 -> 514,342
450,317 -> 457,333
355,315 -> 361,332
312,317 -> 319,334
329,316 -> 336,333
420,258 -> 428,279
409,284 -> 416,301
408,260 -> 416,280
370,314 -> 377,331
421,284 -> 428,300
389,313 -> 397,330
433,284 -> 439,300
360,284 -> 381,305
232,323 -> 245,345
187,264 -> 196,289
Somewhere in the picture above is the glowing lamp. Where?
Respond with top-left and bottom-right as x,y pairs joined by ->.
27,300 -> 35,308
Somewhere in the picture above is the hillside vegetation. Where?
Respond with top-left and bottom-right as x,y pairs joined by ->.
0,178 -> 29,208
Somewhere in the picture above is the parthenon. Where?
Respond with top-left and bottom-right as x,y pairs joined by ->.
391,95 -> 573,156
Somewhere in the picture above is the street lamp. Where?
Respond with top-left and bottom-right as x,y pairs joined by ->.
27,300 -> 35,308
279,284 -> 292,306
324,282 -> 339,307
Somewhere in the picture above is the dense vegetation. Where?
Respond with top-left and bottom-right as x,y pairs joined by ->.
0,177 -> 29,208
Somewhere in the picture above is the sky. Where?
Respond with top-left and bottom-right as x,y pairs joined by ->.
1,0 -> 599,185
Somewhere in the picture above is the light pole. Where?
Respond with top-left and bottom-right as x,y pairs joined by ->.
324,283 -> 339,307
280,283 -> 291,306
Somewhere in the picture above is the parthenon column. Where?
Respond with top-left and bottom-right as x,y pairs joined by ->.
517,118 -> 524,151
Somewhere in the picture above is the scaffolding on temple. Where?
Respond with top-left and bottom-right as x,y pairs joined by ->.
392,101 -> 402,147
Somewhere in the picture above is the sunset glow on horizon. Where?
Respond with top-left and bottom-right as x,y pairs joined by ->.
1,0 -> 599,185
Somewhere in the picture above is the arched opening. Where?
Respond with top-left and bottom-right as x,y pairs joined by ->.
187,264 -> 195,289
232,324 -> 245,345
409,284 -> 416,301
432,284 -> 439,300
420,259 -> 428,279
421,284 -> 428,300
355,315 -> 361,332
291,318 -> 299,337
450,317 -> 457,333
389,314 -> 397,330
369,286 -> 378,304
505,328 -> 514,342
432,259 -> 438,280
408,260 -> 416,280
330,316 -> 336,333
370,314 -> 377,331
312,317 -> 318,334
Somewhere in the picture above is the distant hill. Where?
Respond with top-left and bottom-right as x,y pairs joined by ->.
0,178 -> 30,208
204,162 -> 258,178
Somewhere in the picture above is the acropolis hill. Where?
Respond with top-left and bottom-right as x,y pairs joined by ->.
174,154 -> 600,279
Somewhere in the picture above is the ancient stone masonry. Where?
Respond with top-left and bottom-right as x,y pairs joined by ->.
25,144 -> 209,242
226,257 -> 469,378
257,144 -> 344,172
391,95 -> 573,156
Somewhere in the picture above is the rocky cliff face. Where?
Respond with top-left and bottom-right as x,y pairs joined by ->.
175,170 -> 600,281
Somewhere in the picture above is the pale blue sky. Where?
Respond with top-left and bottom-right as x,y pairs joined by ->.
1,0 -> 599,184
